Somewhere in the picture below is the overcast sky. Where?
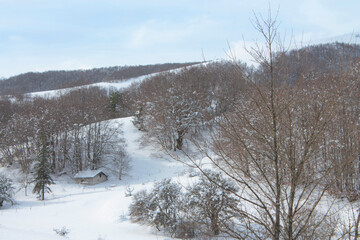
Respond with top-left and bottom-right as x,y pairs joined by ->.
0,0 -> 359,78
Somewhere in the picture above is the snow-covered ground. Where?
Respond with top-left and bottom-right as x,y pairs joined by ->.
0,117 -> 188,240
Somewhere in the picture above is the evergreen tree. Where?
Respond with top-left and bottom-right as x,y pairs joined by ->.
109,91 -> 122,112
32,134 -> 54,200
0,174 -> 15,207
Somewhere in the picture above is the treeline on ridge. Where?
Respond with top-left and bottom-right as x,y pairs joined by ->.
0,62 -> 200,96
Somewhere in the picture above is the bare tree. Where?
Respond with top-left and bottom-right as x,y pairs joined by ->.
132,69 -> 214,151
111,146 -> 130,180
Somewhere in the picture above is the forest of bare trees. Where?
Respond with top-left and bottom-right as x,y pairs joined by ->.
0,87 -> 125,179
123,14 -> 360,239
0,12 -> 359,237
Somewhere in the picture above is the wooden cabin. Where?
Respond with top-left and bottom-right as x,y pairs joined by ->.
74,170 -> 108,185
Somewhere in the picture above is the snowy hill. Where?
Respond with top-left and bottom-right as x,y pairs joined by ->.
0,117 -> 188,240
22,64 -> 200,100
0,63 -> 200,96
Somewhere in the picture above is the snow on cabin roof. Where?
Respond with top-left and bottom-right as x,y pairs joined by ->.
74,170 -> 107,179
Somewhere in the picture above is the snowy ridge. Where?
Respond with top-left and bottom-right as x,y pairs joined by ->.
23,63 -> 204,99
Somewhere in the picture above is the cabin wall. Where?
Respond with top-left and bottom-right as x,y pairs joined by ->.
75,173 -> 108,185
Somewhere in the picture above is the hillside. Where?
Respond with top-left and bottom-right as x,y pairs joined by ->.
0,41 -> 359,239
0,62 -> 200,96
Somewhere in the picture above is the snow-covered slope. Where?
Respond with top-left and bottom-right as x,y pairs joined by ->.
24,74 -> 154,99
23,64 -> 201,99
0,117 -> 187,240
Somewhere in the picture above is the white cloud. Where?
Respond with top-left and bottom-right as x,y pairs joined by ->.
129,21 -> 193,48
1,0 -> 360,77
296,0 -> 360,37
8,35 -> 24,42
58,60 -> 91,71
225,40 -> 259,66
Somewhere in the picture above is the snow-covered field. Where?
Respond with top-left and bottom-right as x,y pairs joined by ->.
0,117 -> 188,240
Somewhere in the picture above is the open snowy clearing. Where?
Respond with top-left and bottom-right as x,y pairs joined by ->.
0,117 -> 188,240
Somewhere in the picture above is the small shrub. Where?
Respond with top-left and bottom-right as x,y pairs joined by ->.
53,226 -> 70,237
129,173 -> 238,238
124,185 -> 134,197
129,179 -> 182,235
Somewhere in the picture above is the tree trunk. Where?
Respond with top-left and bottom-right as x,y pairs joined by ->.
354,210 -> 360,240
50,135 -> 56,171
24,182 -> 28,196
41,184 -> 45,201
269,34 -> 281,240
211,214 -> 220,235
87,126 -> 92,169
176,129 -> 184,150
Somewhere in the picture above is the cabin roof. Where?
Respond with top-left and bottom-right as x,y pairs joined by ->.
74,170 -> 107,179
